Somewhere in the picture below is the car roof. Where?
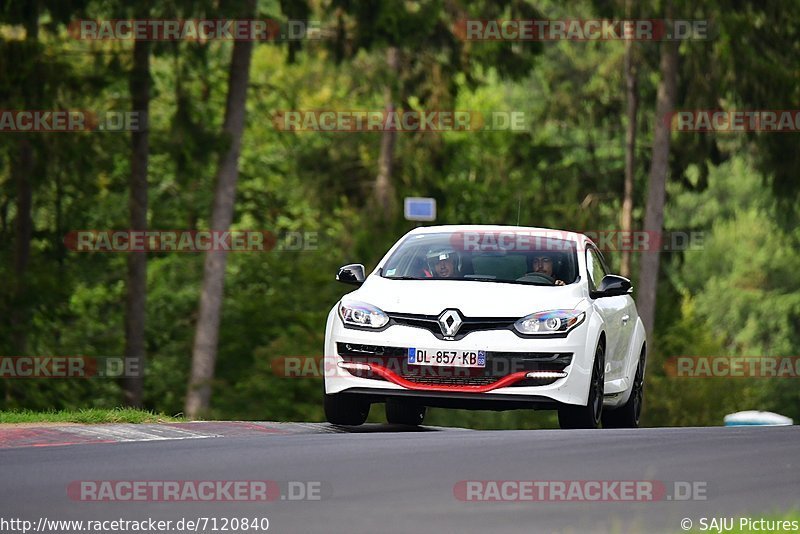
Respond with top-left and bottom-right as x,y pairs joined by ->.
406,224 -> 595,248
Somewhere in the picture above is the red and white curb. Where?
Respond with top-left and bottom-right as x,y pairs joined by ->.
0,421 -> 464,449
0,422 -> 286,449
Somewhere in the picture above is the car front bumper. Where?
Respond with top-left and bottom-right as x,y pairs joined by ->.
324,312 -> 596,407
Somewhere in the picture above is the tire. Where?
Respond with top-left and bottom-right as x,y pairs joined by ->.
558,341 -> 605,429
602,347 -> 646,429
324,392 -> 370,426
386,399 -> 426,426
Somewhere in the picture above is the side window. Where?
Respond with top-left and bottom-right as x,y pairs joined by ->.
586,247 -> 608,291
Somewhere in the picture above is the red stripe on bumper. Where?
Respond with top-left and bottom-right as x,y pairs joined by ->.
367,364 -> 530,393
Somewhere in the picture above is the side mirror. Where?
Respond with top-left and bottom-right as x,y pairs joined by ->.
336,263 -> 366,286
592,274 -> 632,298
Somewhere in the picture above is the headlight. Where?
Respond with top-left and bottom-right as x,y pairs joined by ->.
514,310 -> 585,335
338,300 -> 389,329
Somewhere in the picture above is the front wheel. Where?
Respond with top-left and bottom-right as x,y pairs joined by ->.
324,392 -> 370,426
558,341 -> 605,429
602,347 -> 646,428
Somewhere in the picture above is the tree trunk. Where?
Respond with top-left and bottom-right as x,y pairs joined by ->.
9,3 -> 40,356
185,16 -> 255,419
122,39 -> 151,408
637,32 -> 678,336
10,139 -> 34,354
374,46 -> 398,217
620,1 -> 638,279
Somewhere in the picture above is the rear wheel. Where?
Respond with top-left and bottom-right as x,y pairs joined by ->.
324,392 -> 370,426
386,399 -> 426,425
558,341 -> 605,429
602,347 -> 646,428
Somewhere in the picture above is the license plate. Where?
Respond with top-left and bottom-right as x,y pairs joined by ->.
408,348 -> 486,368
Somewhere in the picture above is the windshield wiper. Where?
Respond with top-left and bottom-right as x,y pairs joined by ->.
383,276 -> 553,285
464,278 -> 552,286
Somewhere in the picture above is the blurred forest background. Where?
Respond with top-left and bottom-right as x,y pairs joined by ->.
0,0 -> 798,428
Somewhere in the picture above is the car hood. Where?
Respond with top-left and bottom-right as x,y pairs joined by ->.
347,276 -> 587,318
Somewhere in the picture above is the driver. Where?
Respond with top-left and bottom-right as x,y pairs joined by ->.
425,248 -> 460,278
530,253 -> 565,285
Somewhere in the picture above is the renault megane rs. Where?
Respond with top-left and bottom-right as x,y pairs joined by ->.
323,225 -> 647,429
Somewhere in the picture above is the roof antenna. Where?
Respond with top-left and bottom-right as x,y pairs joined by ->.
516,195 -> 522,226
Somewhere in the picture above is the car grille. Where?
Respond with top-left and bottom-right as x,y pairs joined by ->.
337,343 -> 572,387
337,344 -> 408,358
400,375 -> 497,387
386,312 -> 516,340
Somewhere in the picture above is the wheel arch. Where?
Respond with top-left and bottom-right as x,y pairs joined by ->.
597,331 -> 606,352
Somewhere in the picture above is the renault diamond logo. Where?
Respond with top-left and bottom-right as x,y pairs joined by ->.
438,309 -> 463,337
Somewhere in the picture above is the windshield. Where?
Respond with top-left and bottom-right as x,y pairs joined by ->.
381,232 -> 579,286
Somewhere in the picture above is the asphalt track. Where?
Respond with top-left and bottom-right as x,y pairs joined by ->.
1,423 -> 798,534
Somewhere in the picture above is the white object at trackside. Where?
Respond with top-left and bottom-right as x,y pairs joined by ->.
724,411 -> 793,426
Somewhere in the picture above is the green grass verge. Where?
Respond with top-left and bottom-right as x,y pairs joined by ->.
0,408 -> 184,424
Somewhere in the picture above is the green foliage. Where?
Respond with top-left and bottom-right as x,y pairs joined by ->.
668,158 -> 800,355
0,1 -> 797,429
0,407 -> 182,424
644,294 -> 755,427
656,156 -> 800,422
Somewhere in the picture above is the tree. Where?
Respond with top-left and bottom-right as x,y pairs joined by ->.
8,0 -> 40,357
122,35 -> 151,408
185,0 -> 256,418
619,0 -> 638,279
374,46 -> 398,216
637,30 -> 678,336
328,0 -> 541,218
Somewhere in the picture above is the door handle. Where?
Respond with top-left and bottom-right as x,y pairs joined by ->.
621,314 -> 630,325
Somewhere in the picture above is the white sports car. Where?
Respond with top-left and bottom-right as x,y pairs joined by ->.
323,225 -> 647,429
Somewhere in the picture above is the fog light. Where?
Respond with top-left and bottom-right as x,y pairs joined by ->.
525,371 -> 567,379
338,362 -> 372,372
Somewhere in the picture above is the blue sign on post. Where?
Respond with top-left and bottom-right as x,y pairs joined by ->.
404,197 -> 436,222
